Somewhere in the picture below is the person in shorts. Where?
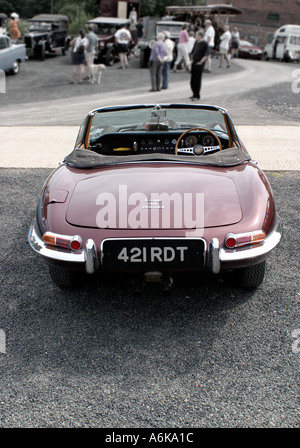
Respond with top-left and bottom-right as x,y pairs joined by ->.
204,19 -> 215,73
70,30 -> 88,84
114,25 -> 131,69
218,25 -> 231,68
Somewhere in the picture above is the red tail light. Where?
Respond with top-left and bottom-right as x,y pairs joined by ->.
225,231 -> 266,249
43,232 -> 82,251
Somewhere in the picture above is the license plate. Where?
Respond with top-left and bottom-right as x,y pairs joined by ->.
101,238 -> 205,271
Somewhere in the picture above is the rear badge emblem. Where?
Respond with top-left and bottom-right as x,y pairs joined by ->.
143,198 -> 164,209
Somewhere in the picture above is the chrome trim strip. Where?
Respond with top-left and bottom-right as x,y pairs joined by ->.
85,239 -> 98,274
208,238 -> 220,274
219,221 -> 282,263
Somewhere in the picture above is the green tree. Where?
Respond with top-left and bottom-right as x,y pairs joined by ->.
20,0 -> 53,18
141,0 -> 186,18
0,0 -> 97,20
0,1 -> 15,15
54,1 -> 97,35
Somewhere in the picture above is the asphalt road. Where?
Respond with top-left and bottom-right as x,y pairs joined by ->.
0,169 -> 299,428
0,52 -> 299,429
1,50 -> 299,125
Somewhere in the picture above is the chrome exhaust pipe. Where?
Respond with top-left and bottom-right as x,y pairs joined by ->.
133,272 -> 174,295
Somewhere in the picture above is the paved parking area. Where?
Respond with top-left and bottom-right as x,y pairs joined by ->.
1,124 -> 299,170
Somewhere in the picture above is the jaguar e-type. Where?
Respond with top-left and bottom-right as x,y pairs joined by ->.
28,104 -> 282,290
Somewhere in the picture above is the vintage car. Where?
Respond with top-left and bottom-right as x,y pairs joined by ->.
28,104 -> 282,291
139,20 -> 187,68
0,34 -> 26,74
24,14 -> 70,60
238,40 -> 263,60
87,16 -> 131,66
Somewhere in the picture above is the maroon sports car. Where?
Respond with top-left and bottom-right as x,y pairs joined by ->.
28,104 -> 282,290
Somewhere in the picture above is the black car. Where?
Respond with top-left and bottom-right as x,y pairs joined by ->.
87,16 -> 131,66
24,14 -> 70,60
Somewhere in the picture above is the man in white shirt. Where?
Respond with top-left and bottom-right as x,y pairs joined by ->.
114,25 -> 131,69
204,19 -> 215,73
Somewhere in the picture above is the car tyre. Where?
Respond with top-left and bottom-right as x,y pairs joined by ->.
106,48 -> 115,66
237,260 -> 266,288
38,43 -> 45,61
139,49 -> 147,68
11,60 -> 20,75
49,265 -> 77,289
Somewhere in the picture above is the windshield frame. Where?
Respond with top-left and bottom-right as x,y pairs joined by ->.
75,104 -> 239,150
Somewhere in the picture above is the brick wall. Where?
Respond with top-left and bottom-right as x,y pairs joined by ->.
206,0 -> 300,46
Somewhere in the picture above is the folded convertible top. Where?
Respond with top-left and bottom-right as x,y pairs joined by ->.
64,147 -> 251,168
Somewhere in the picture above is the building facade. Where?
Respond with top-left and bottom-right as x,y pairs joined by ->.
206,0 -> 300,45
98,0 -> 141,19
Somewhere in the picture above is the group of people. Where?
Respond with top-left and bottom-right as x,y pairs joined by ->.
69,25 -> 98,84
203,20 -> 240,71
69,21 -> 139,83
148,20 -> 240,100
148,27 -> 208,101
69,16 -> 239,101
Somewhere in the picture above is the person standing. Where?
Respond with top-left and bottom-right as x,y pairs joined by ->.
218,25 -> 231,68
204,19 -> 215,73
161,31 -> 174,89
189,30 -> 208,101
9,12 -> 21,42
173,24 -> 191,72
149,32 -> 168,91
129,7 -> 137,45
114,25 -> 131,69
85,24 -> 98,80
69,30 -> 88,84
230,26 -> 240,58
136,18 -> 144,44
187,31 -> 196,60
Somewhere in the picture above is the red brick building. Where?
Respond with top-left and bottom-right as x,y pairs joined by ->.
206,0 -> 300,46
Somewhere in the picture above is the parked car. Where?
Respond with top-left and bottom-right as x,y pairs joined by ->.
0,34 -> 26,74
139,20 -> 187,68
28,103 -> 282,292
87,16 -> 131,66
238,40 -> 263,59
264,24 -> 300,62
24,14 -> 70,60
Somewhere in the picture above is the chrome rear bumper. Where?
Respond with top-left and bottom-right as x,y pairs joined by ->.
207,220 -> 282,273
28,223 -> 98,274
28,220 -> 282,275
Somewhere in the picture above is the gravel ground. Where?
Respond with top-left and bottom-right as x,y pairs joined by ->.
2,50 -> 243,105
0,51 -> 299,430
0,168 -> 299,428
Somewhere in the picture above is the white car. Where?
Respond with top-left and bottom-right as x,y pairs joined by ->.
0,35 -> 26,74
264,25 -> 300,62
